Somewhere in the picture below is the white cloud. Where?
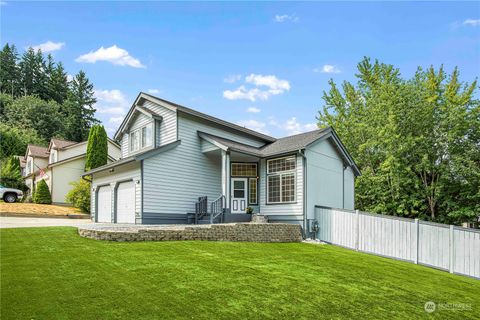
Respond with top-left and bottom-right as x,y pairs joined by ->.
268,116 -> 317,136
66,74 -> 74,82
76,45 -> 145,68
463,19 -> 480,27
223,74 -> 242,83
31,41 -> 65,53
246,107 -> 261,113
223,86 -> 270,102
147,89 -> 160,94
314,64 -> 341,74
94,89 -> 129,116
237,120 -> 269,135
223,74 -> 290,102
245,74 -> 291,93
274,14 -> 299,23
284,117 -> 318,135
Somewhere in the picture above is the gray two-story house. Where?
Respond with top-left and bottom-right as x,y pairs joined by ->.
84,92 -> 360,230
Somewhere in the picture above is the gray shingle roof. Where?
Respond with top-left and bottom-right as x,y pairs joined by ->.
260,128 -> 331,156
199,127 -> 360,175
51,138 -> 77,149
27,145 -> 49,158
199,128 -> 330,158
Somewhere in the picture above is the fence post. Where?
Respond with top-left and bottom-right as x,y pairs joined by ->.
449,225 -> 454,274
414,219 -> 419,264
355,210 -> 360,251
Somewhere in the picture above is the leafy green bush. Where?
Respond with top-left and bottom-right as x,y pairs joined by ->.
0,156 -> 28,192
66,178 -> 91,213
33,180 -> 52,204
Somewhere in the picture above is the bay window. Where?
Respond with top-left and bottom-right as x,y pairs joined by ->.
267,156 -> 296,204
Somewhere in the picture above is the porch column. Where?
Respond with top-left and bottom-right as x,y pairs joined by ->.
221,150 -> 230,209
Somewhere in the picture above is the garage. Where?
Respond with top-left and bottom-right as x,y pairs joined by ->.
116,181 -> 136,224
97,186 -> 112,223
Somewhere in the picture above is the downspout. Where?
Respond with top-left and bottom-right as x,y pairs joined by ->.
298,149 -> 307,239
342,164 -> 345,209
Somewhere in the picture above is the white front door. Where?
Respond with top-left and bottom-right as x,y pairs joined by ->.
231,178 -> 248,214
97,186 -> 112,223
116,181 -> 136,224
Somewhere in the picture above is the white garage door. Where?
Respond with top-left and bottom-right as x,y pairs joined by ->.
97,186 -> 112,223
116,181 -> 136,224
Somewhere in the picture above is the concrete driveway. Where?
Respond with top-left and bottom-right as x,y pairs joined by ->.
0,216 -> 93,229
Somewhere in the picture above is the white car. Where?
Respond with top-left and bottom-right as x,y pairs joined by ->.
0,185 -> 24,203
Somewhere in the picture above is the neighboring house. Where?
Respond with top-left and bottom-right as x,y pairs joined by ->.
84,92 -> 360,231
22,138 -> 121,204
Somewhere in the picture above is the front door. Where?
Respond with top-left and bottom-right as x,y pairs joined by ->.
231,178 -> 248,213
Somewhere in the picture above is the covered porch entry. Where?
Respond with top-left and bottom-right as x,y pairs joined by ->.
195,132 -> 262,223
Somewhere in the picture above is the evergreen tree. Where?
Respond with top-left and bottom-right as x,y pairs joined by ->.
18,47 -> 37,96
33,179 -> 52,204
47,61 -> 69,104
0,44 -> 20,96
64,70 -> 98,141
85,125 -> 108,171
33,49 -> 48,100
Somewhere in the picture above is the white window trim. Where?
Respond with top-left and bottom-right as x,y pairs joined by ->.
129,123 -> 153,153
266,156 -> 297,204
249,177 -> 258,205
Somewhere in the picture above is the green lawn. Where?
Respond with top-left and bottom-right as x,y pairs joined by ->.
1,228 -> 478,319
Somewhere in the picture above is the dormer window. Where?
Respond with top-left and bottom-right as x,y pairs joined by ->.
130,124 -> 152,152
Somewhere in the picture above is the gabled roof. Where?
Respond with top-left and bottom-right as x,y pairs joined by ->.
114,92 -> 276,143
260,128 -> 331,156
198,127 -> 361,176
83,140 -> 181,176
49,138 -> 77,151
26,145 -> 49,158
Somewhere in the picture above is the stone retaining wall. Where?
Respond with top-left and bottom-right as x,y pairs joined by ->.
78,223 -> 303,242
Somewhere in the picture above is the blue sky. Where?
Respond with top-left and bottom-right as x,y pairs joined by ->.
1,1 -> 479,137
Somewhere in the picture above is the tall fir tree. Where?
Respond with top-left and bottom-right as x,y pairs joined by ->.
47,61 -> 69,104
0,44 -> 20,96
18,47 -> 36,96
85,125 -> 108,171
65,70 -> 98,141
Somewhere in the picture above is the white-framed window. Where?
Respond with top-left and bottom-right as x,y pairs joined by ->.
26,159 -> 32,174
249,178 -> 258,205
231,163 -> 257,177
267,156 -> 296,204
49,150 -> 57,163
130,123 -> 152,152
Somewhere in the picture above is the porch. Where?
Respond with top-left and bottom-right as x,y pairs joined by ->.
192,133 -> 262,224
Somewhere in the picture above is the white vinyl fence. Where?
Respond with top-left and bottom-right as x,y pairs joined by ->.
314,206 -> 480,279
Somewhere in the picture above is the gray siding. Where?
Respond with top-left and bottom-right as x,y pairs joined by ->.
121,133 -> 129,159
259,155 -> 304,221
143,100 -> 177,146
142,113 -> 267,223
305,138 -> 355,219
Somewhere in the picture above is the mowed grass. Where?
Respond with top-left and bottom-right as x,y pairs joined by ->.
1,228 -> 478,319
